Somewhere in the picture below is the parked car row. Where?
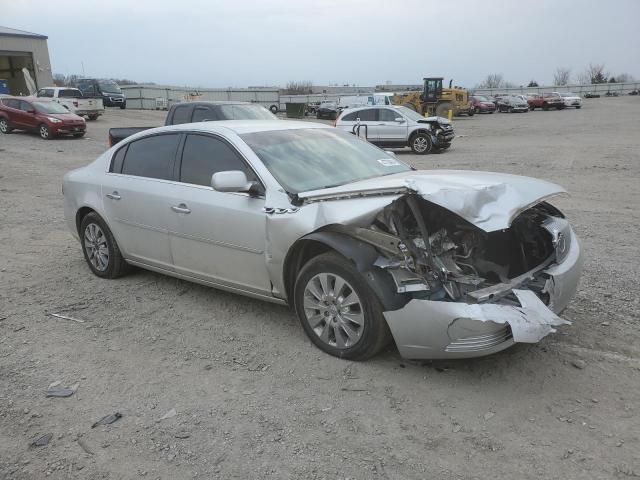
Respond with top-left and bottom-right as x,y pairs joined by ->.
470,91 -> 584,113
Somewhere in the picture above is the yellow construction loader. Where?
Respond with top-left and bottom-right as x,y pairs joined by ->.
393,77 -> 474,117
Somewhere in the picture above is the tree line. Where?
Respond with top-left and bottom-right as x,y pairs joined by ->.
477,64 -> 636,89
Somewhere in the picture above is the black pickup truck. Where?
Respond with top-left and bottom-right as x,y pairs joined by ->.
108,101 -> 277,146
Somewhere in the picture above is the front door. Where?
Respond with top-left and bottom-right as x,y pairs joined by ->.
375,108 -> 409,143
167,133 -> 271,295
101,133 -> 181,270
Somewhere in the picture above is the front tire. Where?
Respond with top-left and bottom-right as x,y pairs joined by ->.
0,118 -> 12,134
88,114 -> 99,121
80,212 -> 130,279
73,132 -> 85,138
410,132 -> 432,154
39,124 -> 52,140
294,252 -> 390,360
120,103 -> 126,110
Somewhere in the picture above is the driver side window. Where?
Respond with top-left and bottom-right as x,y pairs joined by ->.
379,109 -> 400,121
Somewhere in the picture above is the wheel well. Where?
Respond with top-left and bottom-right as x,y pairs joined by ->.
75,207 -> 95,236
283,239 -> 333,302
409,129 -> 432,142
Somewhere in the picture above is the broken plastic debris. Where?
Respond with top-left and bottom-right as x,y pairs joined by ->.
31,433 -> 52,447
158,408 -> 177,421
91,412 -> 122,428
46,382 -> 79,398
48,313 -> 85,324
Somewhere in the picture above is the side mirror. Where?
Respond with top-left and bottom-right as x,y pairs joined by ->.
211,170 -> 262,196
27,109 -> 36,114
394,117 -> 405,123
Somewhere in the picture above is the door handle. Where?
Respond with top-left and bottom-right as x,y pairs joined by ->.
106,191 -> 121,200
171,203 -> 191,214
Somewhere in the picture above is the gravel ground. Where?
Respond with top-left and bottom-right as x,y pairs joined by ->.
0,98 -> 638,479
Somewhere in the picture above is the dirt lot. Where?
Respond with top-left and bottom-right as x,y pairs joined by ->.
1,98 -> 639,479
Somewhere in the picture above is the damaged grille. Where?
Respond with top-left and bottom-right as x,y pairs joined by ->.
445,325 -> 513,352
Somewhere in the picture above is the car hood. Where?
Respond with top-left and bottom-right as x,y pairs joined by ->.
296,170 -> 566,232
48,113 -> 84,121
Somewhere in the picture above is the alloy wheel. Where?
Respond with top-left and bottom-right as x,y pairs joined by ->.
0,119 -> 8,133
302,273 -> 364,349
413,136 -> 430,153
84,223 -> 109,272
39,125 -> 49,139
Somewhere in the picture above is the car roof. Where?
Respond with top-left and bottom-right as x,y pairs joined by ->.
142,120 -> 330,136
174,101 -> 256,106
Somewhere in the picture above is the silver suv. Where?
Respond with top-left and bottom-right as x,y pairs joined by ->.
335,105 -> 455,154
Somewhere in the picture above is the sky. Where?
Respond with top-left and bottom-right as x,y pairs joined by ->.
2,0 -> 639,88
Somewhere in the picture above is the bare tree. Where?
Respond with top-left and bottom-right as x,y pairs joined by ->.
553,67 -> 571,86
583,63 -> 608,84
476,73 -> 506,89
614,73 -> 635,83
284,81 -> 313,95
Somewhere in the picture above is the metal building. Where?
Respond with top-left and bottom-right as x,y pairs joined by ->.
0,26 -> 53,95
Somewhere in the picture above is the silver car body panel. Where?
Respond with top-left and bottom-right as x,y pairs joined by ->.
63,120 -> 582,360
297,169 -> 566,233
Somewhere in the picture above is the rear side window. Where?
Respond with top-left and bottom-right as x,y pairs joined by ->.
341,112 -> 358,121
110,145 -> 128,173
19,101 -> 33,112
170,105 -> 192,124
191,106 -> 218,122
58,89 -> 82,98
121,134 -> 179,180
2,99 -> 20,109
179,134 -> 257,187
356,109 -> 377,121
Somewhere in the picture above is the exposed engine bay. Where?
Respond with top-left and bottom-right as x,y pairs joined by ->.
337,195 -> 569,306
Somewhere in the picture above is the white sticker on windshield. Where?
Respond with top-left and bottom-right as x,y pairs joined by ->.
378,158 -> 400,167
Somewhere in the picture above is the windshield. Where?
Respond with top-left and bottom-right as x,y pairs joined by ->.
58,88 -> 83,98
320,102 -> 336,109
98,81 -> 122,94
560,92 -> 575,97
217,104 -> 277,120
33,101 -> 70,114
473,95 -> 490,102
241,128 -> 410,194
395,106 -> 425,122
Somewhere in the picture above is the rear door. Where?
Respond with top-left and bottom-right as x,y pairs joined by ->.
2,99 -> 27,128
101,133 -> 181,270
351,108 -> 379,141
375,108 -> 408,143
167,133 -> 271,295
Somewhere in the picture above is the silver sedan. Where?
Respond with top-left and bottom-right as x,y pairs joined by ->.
63,121 -> 583,360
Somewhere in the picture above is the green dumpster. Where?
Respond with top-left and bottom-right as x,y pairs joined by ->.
286,103 -> 306,118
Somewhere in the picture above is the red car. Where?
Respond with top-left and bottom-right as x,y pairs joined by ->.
0,97 -> 86,139
526,93 -> 564,111
470,95 -> 496,113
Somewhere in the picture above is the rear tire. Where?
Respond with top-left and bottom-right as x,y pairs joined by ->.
88,114 -> 99,121
294,252 -> 390,360
269,105 -> 278,114
73,132 -> 85,138
0,118 -> 12,134
120,103 -> 126,110
80,212 -> 130,279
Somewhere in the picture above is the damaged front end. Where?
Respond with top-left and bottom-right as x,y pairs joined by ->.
330,194 -> 583,359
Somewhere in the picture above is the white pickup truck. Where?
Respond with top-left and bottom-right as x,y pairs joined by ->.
35,87 -> 105,120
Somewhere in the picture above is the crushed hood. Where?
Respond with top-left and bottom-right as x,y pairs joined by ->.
296,170 -> 566,232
